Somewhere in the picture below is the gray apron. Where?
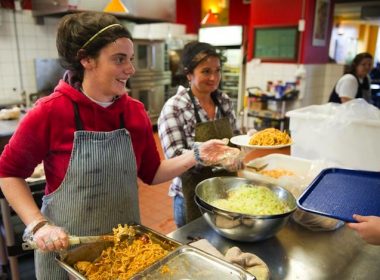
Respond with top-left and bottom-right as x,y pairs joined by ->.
35,102 -> 140,279
181,90 -> 236,224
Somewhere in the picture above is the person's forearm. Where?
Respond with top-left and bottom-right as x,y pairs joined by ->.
152,150 -> 196,184
0,177 -> 45,225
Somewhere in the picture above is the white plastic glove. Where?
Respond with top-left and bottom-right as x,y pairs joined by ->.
23,221 -> 69,252
247,128 -> 258,136
194,139 -> 243,171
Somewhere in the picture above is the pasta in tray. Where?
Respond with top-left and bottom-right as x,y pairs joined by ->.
249,128 -> 291,146
259,169 -> 295,179
74,224 -> 170,280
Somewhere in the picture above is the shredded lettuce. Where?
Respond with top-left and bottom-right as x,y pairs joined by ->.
211,184 -> 289,215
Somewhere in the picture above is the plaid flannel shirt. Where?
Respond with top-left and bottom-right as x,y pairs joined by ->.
157,86 -> 238,197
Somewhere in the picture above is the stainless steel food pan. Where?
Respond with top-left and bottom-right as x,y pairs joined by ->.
56,224 -> 182,280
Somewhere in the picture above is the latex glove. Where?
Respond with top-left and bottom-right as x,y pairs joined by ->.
247,128 -> 258,136
30,223 -> 69,252
195,139 -> 243,171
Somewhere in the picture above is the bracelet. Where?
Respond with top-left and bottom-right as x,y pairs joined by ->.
32,220 -> 49,234
192,142 -> 203,164
23,219 -> 49,241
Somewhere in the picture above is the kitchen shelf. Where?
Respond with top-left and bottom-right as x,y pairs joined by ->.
245,87 -> 299,131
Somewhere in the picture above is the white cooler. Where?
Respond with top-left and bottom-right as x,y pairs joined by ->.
286,101 -> 380,171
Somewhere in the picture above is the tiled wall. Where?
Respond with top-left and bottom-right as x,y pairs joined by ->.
245,61 -> 345,109
0,9 -> 59,106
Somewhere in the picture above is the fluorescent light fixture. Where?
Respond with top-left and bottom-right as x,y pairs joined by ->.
199,25 -> 243,46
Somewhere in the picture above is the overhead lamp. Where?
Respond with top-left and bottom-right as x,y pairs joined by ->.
201,9 -> 220,25
104,0 -> 129,13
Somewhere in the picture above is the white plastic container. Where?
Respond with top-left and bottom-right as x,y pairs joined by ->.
286,102 -> 380,171
242,154 -> 315,197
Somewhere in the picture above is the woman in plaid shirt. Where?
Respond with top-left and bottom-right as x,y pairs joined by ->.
158,41 -> 240,227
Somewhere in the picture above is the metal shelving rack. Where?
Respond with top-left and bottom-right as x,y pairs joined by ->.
244,87 -> 299,131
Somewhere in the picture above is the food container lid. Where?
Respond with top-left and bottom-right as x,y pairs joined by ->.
297,168 -> 380,222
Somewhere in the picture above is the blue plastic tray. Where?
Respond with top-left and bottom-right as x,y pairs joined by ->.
297,168 -> 380,223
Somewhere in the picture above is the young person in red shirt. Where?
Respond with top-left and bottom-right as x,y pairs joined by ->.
0,12 -> 240,279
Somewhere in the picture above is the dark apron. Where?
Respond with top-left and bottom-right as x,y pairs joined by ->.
36,102 -> 139,279
181,90 -> 236,224
329,75 -> 371,103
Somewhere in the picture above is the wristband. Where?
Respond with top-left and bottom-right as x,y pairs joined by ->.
23,219 -> 49,241
193,142 -> 203,164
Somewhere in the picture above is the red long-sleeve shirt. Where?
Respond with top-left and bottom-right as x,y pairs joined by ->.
0,80 -> 161,194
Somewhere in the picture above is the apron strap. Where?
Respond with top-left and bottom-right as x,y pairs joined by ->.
71,101 -> 125,131
188,89 -> 226,123
211,91 -> 227,117
72,101 -> 84,131
119,113 -> 125,129
188,89 -> 202,123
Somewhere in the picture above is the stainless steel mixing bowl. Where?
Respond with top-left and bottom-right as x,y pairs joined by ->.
194,177 -> 297,242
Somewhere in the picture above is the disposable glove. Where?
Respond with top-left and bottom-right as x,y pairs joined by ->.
194,139 -> 243,171
23,219 -> 69,251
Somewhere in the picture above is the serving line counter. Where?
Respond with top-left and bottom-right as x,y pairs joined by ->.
167,217 -> 380,280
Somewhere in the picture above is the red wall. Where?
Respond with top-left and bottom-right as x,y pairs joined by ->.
229,0 -> 250,26
302,0 -> 334,63
248,0 -> 332,64
176,0 -> 202,34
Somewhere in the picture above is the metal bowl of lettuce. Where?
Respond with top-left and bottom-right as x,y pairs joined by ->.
194,177 -> 297,242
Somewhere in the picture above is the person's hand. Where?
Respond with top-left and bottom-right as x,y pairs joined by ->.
246,128 -> 257,137
196,139 -> 243,171
347,214 -> 380,245
32,223 -> 69,251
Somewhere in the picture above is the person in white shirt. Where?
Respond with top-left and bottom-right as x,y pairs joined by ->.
329,52 -> 373,103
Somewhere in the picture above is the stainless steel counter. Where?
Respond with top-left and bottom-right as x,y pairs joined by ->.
167,217 -> 380,280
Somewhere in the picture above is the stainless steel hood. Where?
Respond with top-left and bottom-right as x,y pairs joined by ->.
31,0 -> 176,23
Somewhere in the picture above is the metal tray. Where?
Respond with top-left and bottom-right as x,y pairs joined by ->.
56,224 -> 182,280
297,168 -> 380,222
133,245 -> 256,280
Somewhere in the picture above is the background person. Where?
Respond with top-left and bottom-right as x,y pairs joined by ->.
328,52 -> 373,103
0,13 -> 240,279
158,41 -> 240,228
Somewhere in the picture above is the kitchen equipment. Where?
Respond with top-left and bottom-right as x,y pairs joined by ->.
56,224 -> 181,280
298,168 -> 380,223
128,39 -> 171,125
194,177 -> 296,242
135,245 -> 256,280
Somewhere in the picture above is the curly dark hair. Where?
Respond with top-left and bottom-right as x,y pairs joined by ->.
181,41 -> 222,74
56,12 -> 132,81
